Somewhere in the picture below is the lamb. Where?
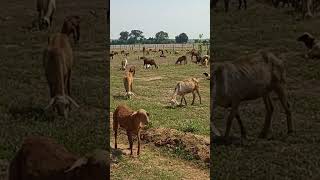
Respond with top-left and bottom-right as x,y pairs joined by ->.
140,57 -> 158,69
43,33 -> 79,118
120,58 -> 128,70
123,66 -> 136,98
9,136 -> 108,180
113,104 -> 150,155
210,50 -> 293,139
175,55 -> 187,65
170,78 -> 202,106
61,15 -> 81,44
297,32 -> 320,58
36,0 -> 56,30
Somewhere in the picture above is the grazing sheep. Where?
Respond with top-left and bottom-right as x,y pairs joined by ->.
201,55 -> 210,67
203,72 -> 210,80
9,136 -> 108,180
141,57 -> 158,69
113,51 -> 119,55
36,0 -> 56,30
110,53 -> 114,59
120,58 -> 128,70
175,55 -> 187,65
297,32 -> 320,58
43,33 -> 79,118
61,15 -> 81,44
113,104 -> 150,155
174,51 -> 179,55
123,66 -> 136,98
212,0 -> 247,12
211,50 -> 293,139
170,78 -> 202,106
125,52 -> 130,56
120,50 -> 125,54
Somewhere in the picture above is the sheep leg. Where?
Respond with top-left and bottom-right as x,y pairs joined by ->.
196,88 -> 202,104
238,0 -> 242,9
235,110 -> 247,139
180,96 -> 184,106
275,85 -> 293,134
184,96 -> 187,106
259,94 -> 274,138
224,0 -> 230,12
137,131 -> 141,155
224,102 -> 239,137
127,131 -> 134,155
114,129 -> 118,149
244,0 -> 247,9
191,92 -> 196,105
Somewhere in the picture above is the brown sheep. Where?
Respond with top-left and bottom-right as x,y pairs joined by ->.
113,104 -> 150,155
175,55 -> 187,64
37,0 -> 56,30
170,78 -> 202,106
211,50 -> 293,139
9,136 -> 108,180
140,57 -> 158,69
61,15 -> 80,44
43,33 -> 79,118
123,66 -> 136,98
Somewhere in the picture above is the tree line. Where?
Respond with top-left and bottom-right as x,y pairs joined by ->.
111,30 -> 191,45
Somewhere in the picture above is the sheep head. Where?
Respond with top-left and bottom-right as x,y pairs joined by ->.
64,149 -> 109,179
297,32 -> 315,49
45,95 -> 80,118
131,109 -> 150,127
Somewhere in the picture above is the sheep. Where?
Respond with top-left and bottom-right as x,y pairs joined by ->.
170,78 -> 202,106
36,0 -> 56,30
140,57 -> 158,69
110,53 -> 114,59
9,136 -> 108,180
203,72 -> 210,80
43,33 -> 79,118
212,0 -> 247,12
175,55 -> 187,65
297,32 -> 320,58
123,66 -> 136,98
174,50 -> 180,55
125,52 -> 130,56
113,104 -> 150,156
120,58 -> 128,70
61,15 -> 81,44
160,54 -> 166,58
211,50 -> 293,139
201,55 -> 210,67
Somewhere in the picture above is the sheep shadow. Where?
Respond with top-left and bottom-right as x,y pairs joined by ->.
113,95 -> 128,100
211,135 -> 243,146
164,105 -> 187,109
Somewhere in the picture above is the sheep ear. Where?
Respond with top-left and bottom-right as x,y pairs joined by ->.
65,157 -> 88,173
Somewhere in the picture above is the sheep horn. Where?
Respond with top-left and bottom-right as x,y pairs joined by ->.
44,98 -> 55,110
64,157 -> 88,173
66,96 -> 80,108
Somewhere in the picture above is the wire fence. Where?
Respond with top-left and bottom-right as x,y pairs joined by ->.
110,43 -> 210,51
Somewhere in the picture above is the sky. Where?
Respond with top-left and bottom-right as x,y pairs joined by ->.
110,0 -> 210,40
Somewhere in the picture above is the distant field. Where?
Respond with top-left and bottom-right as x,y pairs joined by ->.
110,47 -> 210,179
110,43 -> 209,51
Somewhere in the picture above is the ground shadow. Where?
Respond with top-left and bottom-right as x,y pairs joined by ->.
113,95 -> 128,100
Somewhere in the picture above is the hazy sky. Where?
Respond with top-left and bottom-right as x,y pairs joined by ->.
110,0 -> 209,40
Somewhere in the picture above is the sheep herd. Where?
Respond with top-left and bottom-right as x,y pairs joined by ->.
111,47 -> 210,155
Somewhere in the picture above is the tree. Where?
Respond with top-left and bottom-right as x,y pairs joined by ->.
119,31 -> 129,41
175,33 -> 189,43
129,30 -> 144,41
155,31 -> 169,43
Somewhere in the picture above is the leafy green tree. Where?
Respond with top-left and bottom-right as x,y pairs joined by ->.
119,31 -> 129,41
155,31 -> 169,43
175,33 -> 188,43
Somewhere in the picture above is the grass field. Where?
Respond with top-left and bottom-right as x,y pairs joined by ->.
110,48 -> 210,179
211,1 -> 320,179
0,0 -> 108,178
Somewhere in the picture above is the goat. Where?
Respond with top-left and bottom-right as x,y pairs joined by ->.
61,15 -> 80,44
120,58 -> 128,70
212,0 -> 247,12
297,32 -> 320,58
175,55 -> 187,65
170,78 -> 202,106
211,50 -> 293,139
141,57 -> 158,69
43,33 -> 79,118
36,0 -> 56,30
9,136 -> 108,180
123,66 -> 136,98
113,104 -> 150,155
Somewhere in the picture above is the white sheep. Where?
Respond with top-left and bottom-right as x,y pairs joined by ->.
113,104 -> 150,155
120,58 -> 128,70
170,78 -> 202,106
